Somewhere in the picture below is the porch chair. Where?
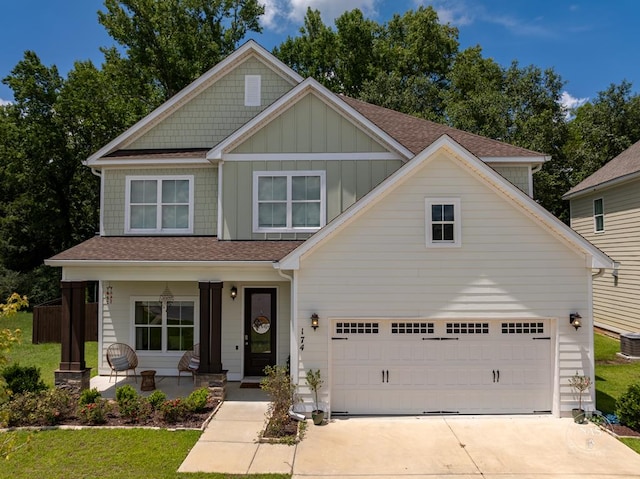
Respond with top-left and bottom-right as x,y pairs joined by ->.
106,343 -> 139,383
177,343 -> 200,384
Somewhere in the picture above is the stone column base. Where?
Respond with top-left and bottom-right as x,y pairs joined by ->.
54,368 -> 91,393
195,370 -> 227,400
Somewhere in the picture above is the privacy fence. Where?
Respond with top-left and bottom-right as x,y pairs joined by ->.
32,298 -> 98,343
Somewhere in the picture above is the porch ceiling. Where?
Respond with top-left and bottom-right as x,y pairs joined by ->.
47,236 -> 304,262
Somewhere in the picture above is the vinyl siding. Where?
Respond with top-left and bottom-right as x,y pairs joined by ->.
99,280 -> 291,379
231,93 -> 388,154
570,179 -> 640,333
492,165 -> 530,195
294,151 -> 593,415
102,167 -> 217,236
127,56 -> 295,149
221,159 -> 404,240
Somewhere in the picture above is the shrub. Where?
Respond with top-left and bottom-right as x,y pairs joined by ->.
185,387 -> 209,413
616,383 -> 640,430
115,384 -> 150,423
0,389 -> 73,426
159,398 -> 187,423
261,365 -> 295,437
147,390 -> 167,410
77,398 -> 111,425
78,388 -> 102,406
2,363 -> 47,396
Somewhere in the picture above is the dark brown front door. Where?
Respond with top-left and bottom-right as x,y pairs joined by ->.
244,288 -> 277,376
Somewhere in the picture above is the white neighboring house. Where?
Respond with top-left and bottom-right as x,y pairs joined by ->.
47,40 -> 613,417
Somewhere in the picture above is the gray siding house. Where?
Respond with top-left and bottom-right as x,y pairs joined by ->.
47,41 -> 612,417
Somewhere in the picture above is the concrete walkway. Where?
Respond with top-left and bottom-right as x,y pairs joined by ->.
180,403 -> 640,478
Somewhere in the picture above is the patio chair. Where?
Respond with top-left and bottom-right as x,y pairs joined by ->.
106,343 -> 138,383
177,343 -> 200,384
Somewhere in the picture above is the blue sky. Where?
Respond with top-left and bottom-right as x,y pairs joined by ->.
0,0 -> 637,110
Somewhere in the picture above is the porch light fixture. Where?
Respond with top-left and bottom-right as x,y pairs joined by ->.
159,283 -> 174,310
310,313 -> 319,331
569,312 -> 582,331
230,286 -> 238,300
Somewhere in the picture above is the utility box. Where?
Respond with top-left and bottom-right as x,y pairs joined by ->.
620,333 -> 640,357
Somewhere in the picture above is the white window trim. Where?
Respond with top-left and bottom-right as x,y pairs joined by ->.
125,175 -> 194,234
425,198 -> 462,248
252,170 -> 326,233
130,296 -> 199,355
593,198 -> 605,233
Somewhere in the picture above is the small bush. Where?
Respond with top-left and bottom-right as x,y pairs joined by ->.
116,384 -> 150,423
77,399 -> 111,425
159,399 -> 187,423
616,383 -> 640,430
147,390 -> 167,410
2,363 -> 47,396
261,365 -> 295,437
0,389 -> 73,426
78,388 -> 102,406
185,388 -> 209,412
115,384 -> 138,405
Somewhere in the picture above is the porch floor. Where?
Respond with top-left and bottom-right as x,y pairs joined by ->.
90,375 -> 268,401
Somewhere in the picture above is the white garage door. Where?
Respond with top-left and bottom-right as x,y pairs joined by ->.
331,320 -> 552,415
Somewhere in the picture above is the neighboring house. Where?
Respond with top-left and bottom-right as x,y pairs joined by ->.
46,41 -> 613,417
564,140 -> 640,334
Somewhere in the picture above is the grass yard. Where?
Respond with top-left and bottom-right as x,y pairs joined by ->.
594,332 -> 640,414
2,429 -> 288,479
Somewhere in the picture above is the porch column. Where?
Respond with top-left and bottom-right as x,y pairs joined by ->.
198,281 -> 223,373
55,280 -> 90,391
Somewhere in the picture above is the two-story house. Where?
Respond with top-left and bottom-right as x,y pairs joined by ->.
47,41 -> 612,417
564,140 -> 640,335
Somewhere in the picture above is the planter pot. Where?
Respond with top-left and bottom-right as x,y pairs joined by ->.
572,408 -> 586,424
312,410 -> 325,425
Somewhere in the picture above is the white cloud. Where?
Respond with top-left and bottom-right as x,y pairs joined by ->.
259,0 -> 379,30
560,91 -> 588,119
421,0 -> 475,26
0,98 -> 12,107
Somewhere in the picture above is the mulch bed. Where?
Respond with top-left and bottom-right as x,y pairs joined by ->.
610,423 -> 640,438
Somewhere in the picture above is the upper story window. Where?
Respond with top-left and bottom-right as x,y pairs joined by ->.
594,198 -> 604,233
253,171 -> 326,233
125,176 -> 194,234
425,198 -> 461,247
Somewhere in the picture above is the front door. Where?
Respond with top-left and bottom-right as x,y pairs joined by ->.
244,288 -> 277,376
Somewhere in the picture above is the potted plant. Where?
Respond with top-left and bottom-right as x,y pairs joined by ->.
306,368 -> 325,425
568,371 -> 592,423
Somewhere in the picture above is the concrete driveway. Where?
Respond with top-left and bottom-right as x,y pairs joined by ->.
294,415 -> 640,478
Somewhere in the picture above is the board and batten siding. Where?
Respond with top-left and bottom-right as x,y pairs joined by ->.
99,280 -> 291,379
570,180 -> 640,333
230,93 -> 388,154
128,56 -> 295,149
102,167 -> 217,236
221,159 -> 404,240
492,165 -> 530,196
294,151 -> 593,416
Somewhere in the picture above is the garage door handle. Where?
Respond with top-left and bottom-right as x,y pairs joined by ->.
386,370 -> 389,383
497,370 -> 500,383
492,370 -> 496,382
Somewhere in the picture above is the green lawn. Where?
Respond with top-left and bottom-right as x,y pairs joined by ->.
594,333 -> 640,414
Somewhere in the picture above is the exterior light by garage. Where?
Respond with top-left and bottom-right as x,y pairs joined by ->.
230,286 -> 238,300
569,312 -> 582,331
311,313 -> 319,330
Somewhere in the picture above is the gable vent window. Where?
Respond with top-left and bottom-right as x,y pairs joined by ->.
594,198 -> 604,233
425,198 -> 461,247
244,75 -> 261,107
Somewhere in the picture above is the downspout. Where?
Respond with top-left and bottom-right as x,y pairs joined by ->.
592,268 -> 605,278
276,267 -> 297,384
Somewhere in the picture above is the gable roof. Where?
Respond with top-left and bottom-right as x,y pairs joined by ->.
85,40 -> 303,166
340,96 -> 549,162
563,139 -> 640,199
277,135 -> 613,271
207,78 -> 413,160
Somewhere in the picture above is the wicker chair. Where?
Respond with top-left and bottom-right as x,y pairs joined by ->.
177,343 -> 200,385
106,343 -> 139,383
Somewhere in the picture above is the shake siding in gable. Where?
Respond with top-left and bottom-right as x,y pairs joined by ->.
492,165 -> 530,195
221,159 -> 403,240
127,57 -> 295,149
570,181 -> 640,333
294,151 -> 592,413
102,167 -> 217,236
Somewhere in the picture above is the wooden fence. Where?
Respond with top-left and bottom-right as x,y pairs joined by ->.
32,301 -> 98,344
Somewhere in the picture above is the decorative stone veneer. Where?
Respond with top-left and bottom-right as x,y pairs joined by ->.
54,369 -> 91,393
195,371 -> 227,400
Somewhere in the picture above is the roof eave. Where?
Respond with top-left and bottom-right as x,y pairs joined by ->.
45,259 -> 279,268
563,170 -> 640,200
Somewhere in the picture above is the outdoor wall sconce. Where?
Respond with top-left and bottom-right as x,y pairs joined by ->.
230,286 -> 238,301
310,313 -> 319,331
570,312 -> 582,331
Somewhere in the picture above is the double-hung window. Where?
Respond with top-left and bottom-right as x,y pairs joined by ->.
134,299 -> 196,352
425,198 -> 461,247
594,198 -> 604,233
253,171 -> 326,233
126,176 -> 194,233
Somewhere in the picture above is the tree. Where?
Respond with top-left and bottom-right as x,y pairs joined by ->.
98,0 -> 265,99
